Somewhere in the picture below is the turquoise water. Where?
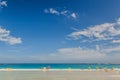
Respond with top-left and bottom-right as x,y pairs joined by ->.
0,63 -> 120,69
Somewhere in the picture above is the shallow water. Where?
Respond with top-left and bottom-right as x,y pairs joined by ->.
0,63 -> 120,69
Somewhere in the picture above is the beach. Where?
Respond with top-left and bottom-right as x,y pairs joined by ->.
0,69 -> 120,80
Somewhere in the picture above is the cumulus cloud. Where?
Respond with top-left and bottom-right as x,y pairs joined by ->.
18,17 -> 120,63
64,18 -> 120,63
44,8 -> 77,19
69,18 -> 120,41
0,0 -> 7,8
0,27 -> 22,45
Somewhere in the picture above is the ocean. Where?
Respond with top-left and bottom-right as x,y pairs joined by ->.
0,63 -> 120,69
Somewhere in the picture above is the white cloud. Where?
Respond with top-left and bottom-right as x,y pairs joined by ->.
7,36 -> 22,45
44,8 -> 77,19
61,10 -> 68,15
0,0 -> 7,8
0,46 -> 120,63
117,18 -> 120,25
112,40 -> 120,43
102,46 -> 120,53
0,27 -> 22,45
44,8 -> 60,15
27,47 -> 106,63
69,18 -> 120,41
65,18 -> 120,63
71,13 -> 77,19
57,47 -> 105,59
25,46 -> 120,63
96,45 -> 100,51
48,8 -> 60,15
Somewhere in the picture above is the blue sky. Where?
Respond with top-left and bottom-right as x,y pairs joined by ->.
0,0 -> 120,63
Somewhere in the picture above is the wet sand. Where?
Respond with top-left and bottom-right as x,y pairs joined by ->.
0,70 -> 120,80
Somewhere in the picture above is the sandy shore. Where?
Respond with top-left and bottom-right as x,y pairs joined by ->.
0,69 -> 120,80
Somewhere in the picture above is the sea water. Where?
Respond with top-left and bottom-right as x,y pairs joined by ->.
0,63 -> 120,69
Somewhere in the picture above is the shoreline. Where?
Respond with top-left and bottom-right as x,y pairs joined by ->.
0,68 -> 120,71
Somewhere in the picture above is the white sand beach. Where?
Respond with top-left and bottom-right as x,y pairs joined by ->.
0,69 -> 120,80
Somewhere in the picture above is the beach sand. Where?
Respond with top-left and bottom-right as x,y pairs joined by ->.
0,70 -> 120,80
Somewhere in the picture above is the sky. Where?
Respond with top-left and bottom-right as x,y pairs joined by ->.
0,0 -> 120,63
